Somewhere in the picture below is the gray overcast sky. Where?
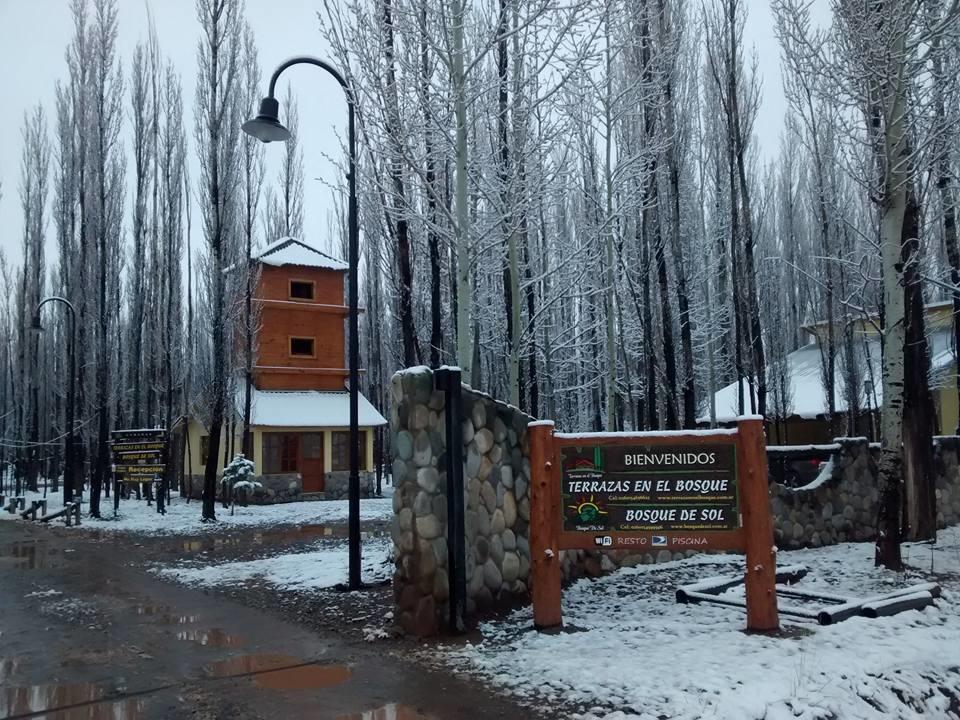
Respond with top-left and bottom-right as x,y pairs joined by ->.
0,0 -> 791,271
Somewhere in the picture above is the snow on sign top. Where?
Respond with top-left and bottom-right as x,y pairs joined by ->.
254,237 -> 348,271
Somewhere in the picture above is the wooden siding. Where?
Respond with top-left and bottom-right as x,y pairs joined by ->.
257,264 -> 344,304
253,369 -> 348,391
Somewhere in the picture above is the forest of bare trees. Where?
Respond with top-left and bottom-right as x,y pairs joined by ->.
1,0 -> 958,562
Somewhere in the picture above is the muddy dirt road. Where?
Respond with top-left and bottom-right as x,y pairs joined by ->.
0,519 -> 531,720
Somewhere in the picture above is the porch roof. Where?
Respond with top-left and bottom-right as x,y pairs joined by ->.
246,388 -> 387,428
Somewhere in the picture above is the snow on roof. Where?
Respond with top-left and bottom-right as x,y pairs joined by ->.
246,388 -> 387,428
254,237 -> 348,271
702,328 -> 956,423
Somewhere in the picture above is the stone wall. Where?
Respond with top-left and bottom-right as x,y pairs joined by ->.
389,371 -> 960,635
323,471 -> 376,500
389,367 -> 533,636
182,473 -> 301,504
770,437 -> 960,549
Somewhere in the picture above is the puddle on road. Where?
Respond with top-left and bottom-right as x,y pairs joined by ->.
134,604 -> 170,616
337,703 -> 438,720
0,540 -> 62,570
175,628 -> 243,647
178,525 -> 345,553
205,654 -> 352,690
133,604 -> 200,625
177,525 -> 387,554
0,658 -> 21,683
0,682 -> 141,719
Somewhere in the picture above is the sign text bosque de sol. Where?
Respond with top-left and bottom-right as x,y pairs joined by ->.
560,444 -> 739,533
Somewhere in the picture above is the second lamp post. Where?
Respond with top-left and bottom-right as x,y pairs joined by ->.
242,56 -> 362,590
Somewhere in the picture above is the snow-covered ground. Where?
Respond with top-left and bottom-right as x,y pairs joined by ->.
0,488 -> 394,534
156,536 -> 393,591
439,526 -> 960,720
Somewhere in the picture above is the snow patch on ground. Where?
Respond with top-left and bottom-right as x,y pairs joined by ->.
0,489 -> 394,535
157,536 -> 393,592
438,526 -> 960,720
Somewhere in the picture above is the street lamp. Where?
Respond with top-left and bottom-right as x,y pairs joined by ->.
33,296 -> 78,506
243,56 -> 362,590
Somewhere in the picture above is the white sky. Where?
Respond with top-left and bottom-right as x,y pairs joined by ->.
0,0 -> 791,271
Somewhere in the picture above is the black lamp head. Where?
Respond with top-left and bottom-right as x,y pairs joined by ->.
30,314 -> 43,333
241,96 -> 291,143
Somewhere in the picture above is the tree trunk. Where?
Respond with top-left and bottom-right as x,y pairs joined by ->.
901,191 -> 936,541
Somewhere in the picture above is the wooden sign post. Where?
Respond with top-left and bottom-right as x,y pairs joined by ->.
110,428 -> 169,516
528,416 -> 779,632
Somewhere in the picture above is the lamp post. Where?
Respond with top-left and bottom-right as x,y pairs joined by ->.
32,296 -> 78,505
242,56 -> 362,590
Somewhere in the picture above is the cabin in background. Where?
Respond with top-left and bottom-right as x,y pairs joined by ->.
183,237 -> 387,502
701,302 -> 959,445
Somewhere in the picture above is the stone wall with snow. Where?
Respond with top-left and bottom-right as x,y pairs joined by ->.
389,372 -> 960,635
183,473 -> 302,503
389,366 -> 533,636
323,471 -> 376,501
769,436 -> 960,549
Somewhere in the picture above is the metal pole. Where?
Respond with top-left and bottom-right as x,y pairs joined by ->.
65,304 -> 76,504
250,56 -> 362,589
347,96 -> 361,590
35,297 -> 77,506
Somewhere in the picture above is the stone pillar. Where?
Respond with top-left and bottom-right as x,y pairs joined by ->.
390,366 -> 534,635
390,367 -> 448,636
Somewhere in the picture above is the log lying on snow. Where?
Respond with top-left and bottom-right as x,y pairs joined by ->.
861,591 -> 936,619
20,499 -> 47,520
817,583 -> 942,625
40,501 -> 82,526
677,565 -> 808,604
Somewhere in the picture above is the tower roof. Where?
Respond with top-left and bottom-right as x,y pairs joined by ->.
255,237 -> 348,271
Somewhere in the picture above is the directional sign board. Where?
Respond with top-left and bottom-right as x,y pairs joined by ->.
110,428 -> 167,481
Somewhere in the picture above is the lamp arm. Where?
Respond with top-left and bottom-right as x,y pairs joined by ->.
36,296 -> 77,323
267,56 -> 349,98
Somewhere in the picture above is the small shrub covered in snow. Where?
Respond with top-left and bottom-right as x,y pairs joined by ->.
221,455 -> 260,512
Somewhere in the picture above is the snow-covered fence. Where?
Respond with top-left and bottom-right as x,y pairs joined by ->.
769,436 -> 960,548
390,366 -> 533,636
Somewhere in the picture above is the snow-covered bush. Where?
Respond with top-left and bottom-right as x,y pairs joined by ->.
221,454 -> 260,512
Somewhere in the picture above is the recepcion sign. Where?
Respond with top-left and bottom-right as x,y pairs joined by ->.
110,428 -> 167,481
560,444 -> 739,533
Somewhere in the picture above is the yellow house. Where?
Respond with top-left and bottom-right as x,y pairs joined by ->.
703,301 -> 958,443
183,237 -> 387,500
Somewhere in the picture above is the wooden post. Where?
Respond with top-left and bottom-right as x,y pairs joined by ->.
738,417 -> 779,632
529,421 -> 562,629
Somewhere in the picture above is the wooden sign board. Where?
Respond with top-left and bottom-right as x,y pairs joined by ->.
110,429 -> 167,480
529,417 -> 778,632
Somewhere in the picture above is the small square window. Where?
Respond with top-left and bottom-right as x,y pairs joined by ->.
290,280 -> 314,300
290,337 -> 315,357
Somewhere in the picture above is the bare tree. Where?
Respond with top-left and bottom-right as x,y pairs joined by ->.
194,0 -> 243,521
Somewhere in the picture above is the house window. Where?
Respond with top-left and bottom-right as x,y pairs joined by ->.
263,433 -> 299,474
332,430 -> 365,471
289,336 -> 315,357
289,280 -> 315,301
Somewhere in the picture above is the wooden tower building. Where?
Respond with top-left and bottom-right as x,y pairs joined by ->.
184,237 -> 386,500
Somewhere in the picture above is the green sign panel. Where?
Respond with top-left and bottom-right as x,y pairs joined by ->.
560,444 -> 739,533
